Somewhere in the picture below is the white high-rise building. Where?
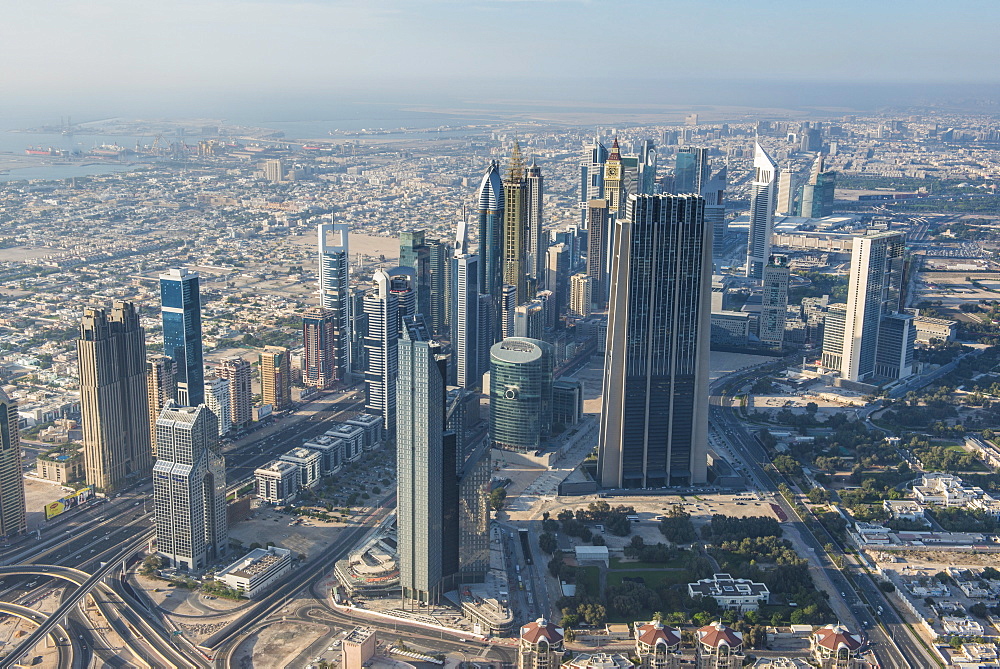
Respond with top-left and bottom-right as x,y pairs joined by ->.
841,231 -> 914,383
759,256 -> 790,348
775,166 -> 796,216
153,403 -> 228,570
569,273 -> 593,317
203,375 -> 232,437
363,270 -> 399,435
318,219 -> 352,379
745,143 -> 779,280
525,159 -> 545,291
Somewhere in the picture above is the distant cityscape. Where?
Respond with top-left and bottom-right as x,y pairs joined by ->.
0,108 -> 999,669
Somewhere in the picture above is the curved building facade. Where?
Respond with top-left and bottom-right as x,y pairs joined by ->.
489,338 -> 553,452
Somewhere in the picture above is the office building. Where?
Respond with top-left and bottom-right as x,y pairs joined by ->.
674,147 -> 709,195
153,403 -> 228,570
217,546 -> 292,599
490,338 -> 553,452
841,231 -> 914,383
518,619 -> 564,669
0,390 -> 26,537
599,194 -> 711,488
203,375 -> 232,437
391,272 -> 416,322
302,308 -> 338,389
399,230 -> 432,323
704,166 -> 727,258
580,138 -> 608,225
545,243 -> 570,319
503,142 -> 530,304
552,380 -> 583,427
452,217 -> 483,389
477,160 -> 505,338
318,220 -> 352,380
821,304 -> 848,371
146,355 -> 175,457
603,138 -> 625,216
457,434 -> 491,583
585,200 -> 609,307
570,274 -> 593,317
744,143 -> 779,280
427,236 -> 452,336
775,167 -> 795,216
799,155 -> 837,218
636,139 -> 658,196
253,460 -> 299,504
218,357 -> 252,433
525,159 -> 545,291
397,315 -> 455,604
279,447 -> 322,489
78,302 -> 152,493
501,284 -> 518,339
343,628 -> 377,669
260,346 -> 292,411
263,158 -> 285,183
514,302 -> 544,340
759,255 -> 790,349
160,268 -> 204,407
363,269 -> 399,434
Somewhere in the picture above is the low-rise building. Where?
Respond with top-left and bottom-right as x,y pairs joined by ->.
217,546 -> 292,599
688,574 -> 769,612
953,642 -> 999,669
883,500 -> 925,521
562,654 -> 633,669
342,627 -> 376,669
327,423 -> 365,462
711,312 -> 750,347
633,619 -> 682,669
254,460 -> 299,504
35,449 -> 84,484
912,315 -> 957,343
279,446 -> 322,489
913,473 -> 983,507
695,622 -> 744,669
810,624 -> 864,668
346,413 -> 383,451
302,435 -> 344,475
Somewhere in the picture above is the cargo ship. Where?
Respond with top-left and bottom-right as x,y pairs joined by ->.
25,146 -> 55,156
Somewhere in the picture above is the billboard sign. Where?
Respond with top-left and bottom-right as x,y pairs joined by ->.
44,486 -> 94,520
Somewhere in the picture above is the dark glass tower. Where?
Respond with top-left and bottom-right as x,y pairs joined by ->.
160,268 -> 205,406
476,161 -> 505,341
598,194 -> 711,488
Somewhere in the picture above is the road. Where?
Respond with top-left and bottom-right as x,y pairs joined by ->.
709,372 -> 932,669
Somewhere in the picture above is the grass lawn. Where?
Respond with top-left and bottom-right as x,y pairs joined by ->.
577,566 -> 600,596
610,556 -> 688,570
606,569 -> 691,590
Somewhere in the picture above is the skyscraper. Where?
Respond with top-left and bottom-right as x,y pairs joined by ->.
452,218 -> 483,390
500,284 -> 518,339
674,147 -> 709,195
841,231 -> 914,383
514,303 -> 544,340
545,243 -> 570,319
160,268 -> 205,406
399,230 -> 432,324
569,273 -> 593,317
603,138 -> 625,216
704,166 -> 728,258
744,143 -> 779,280
0,389 -> 26,538
599,194 -> 711,488
427,236 -> 452,336
524,159 -> 545,292
146,355 -> 175,457
78,302 -> 152,493
477,160 -> 505,337
153,403 -> 228,570
775,166 -> 796,217
799,155 -> 837,218
579,138 -> 608,225
203,375 -> 232,437
636,139 -> 658,196
302,308 -> 338,389
489,338 -> 553,453
318,219 -> 352,380
217,357 -> 252,432
585,199 -> 610,307
260,346 -> 292,411
396,315 -> 455,604
759,255 -> 790,349
503,142 -> 530,304
363,269 -> 399,435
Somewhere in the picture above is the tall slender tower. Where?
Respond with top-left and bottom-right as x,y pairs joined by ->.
759,255 -> 790,349
260,346 -> 292,411
745,143 -> 779,280
580,138 -> 608,225
799,155 -> 837,218
396,315 -> 456,604
603,138 -> 625,216
318,219 -> 352,380
363,269 -> 399,435
585,200 -> 610,308
636,139 -> 658,195
477,160 -> 505,339
153,403 -> 228,570
0,389 -> 26,537
775,166 -> 796,216
78,302 -> 152,493
399,230 -> 432,322
705,166 -> 728,258
524,159 -> 545,293
674,147 -> 709,195
599,194 -> 711,488
503,142 -> 529,304
160,268 -> 205,406
545,243 -> 570,318
302,308 -> 338,389
452,218 -> 483,390
427,237 -> 452,336
841,231 -> 914,383
217,357 -> 252,432
203,375 -> 232,437
146,355 -> 175,456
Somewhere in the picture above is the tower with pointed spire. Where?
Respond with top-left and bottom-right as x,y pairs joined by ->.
363,269 -> 399,435
745,142 -> 779,279
603,137 -> 625,215
503,141 -> 530,305
476,161 -> 504,341
524,157 -> 545,294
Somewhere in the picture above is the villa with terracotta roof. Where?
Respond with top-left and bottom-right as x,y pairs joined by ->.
810,624 -> 866,668
633,620 -> 683,669
696,622 -> 744,669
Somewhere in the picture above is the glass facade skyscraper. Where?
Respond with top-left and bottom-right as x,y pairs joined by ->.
318,219 -> 351,380
0,389 -> 26,538
489,338 -> 553,452
160,268 -> 205,406
599,194 -> 711,488
477,160 -> 505,341
745,143 -> 779,280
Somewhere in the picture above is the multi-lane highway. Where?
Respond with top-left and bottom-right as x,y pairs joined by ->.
710,371 -> 933,669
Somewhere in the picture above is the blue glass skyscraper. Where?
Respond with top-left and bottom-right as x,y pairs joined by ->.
476,161 -> 504,340
160,268 -> 205,407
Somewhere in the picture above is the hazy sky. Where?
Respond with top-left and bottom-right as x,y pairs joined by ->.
4,0 -> 999,117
